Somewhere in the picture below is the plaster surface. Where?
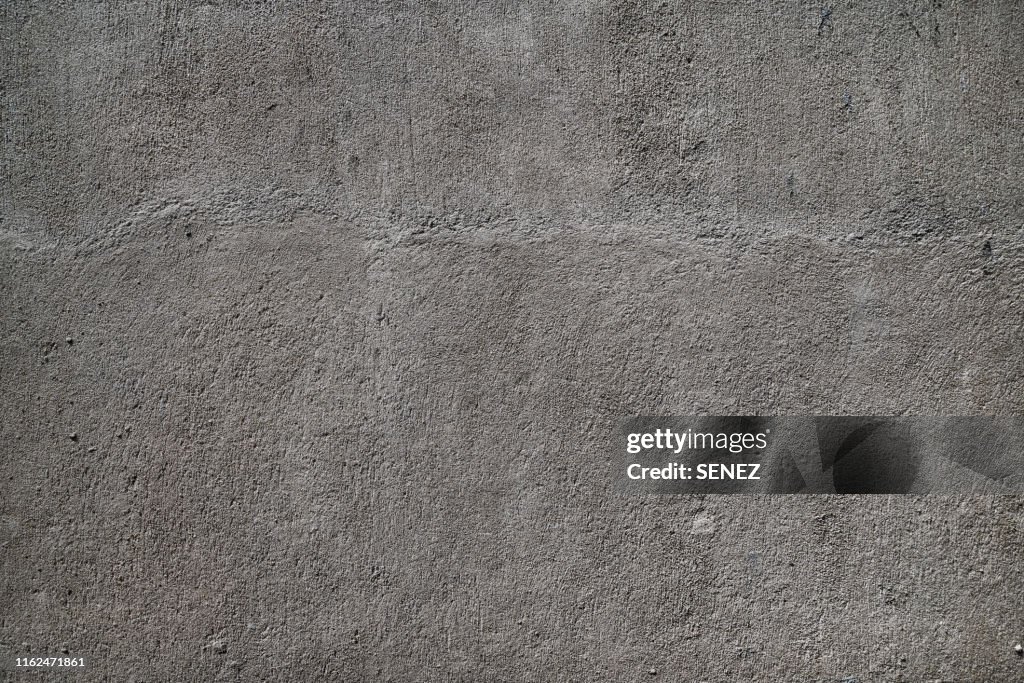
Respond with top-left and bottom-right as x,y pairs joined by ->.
2,1 -> 1023,680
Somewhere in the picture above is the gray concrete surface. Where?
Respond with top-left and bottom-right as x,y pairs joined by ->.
2,1 -> 1023,680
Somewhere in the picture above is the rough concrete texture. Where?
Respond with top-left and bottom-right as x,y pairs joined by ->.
2,1 -> 1023,680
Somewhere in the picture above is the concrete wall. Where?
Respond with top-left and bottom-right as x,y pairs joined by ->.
2,1 -> 1022,679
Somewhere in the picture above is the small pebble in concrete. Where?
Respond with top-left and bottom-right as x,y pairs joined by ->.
69,432 -> 78,441
1015,642 -> 1023,655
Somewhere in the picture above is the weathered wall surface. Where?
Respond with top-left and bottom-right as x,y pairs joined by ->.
2,1 -> 1023,680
